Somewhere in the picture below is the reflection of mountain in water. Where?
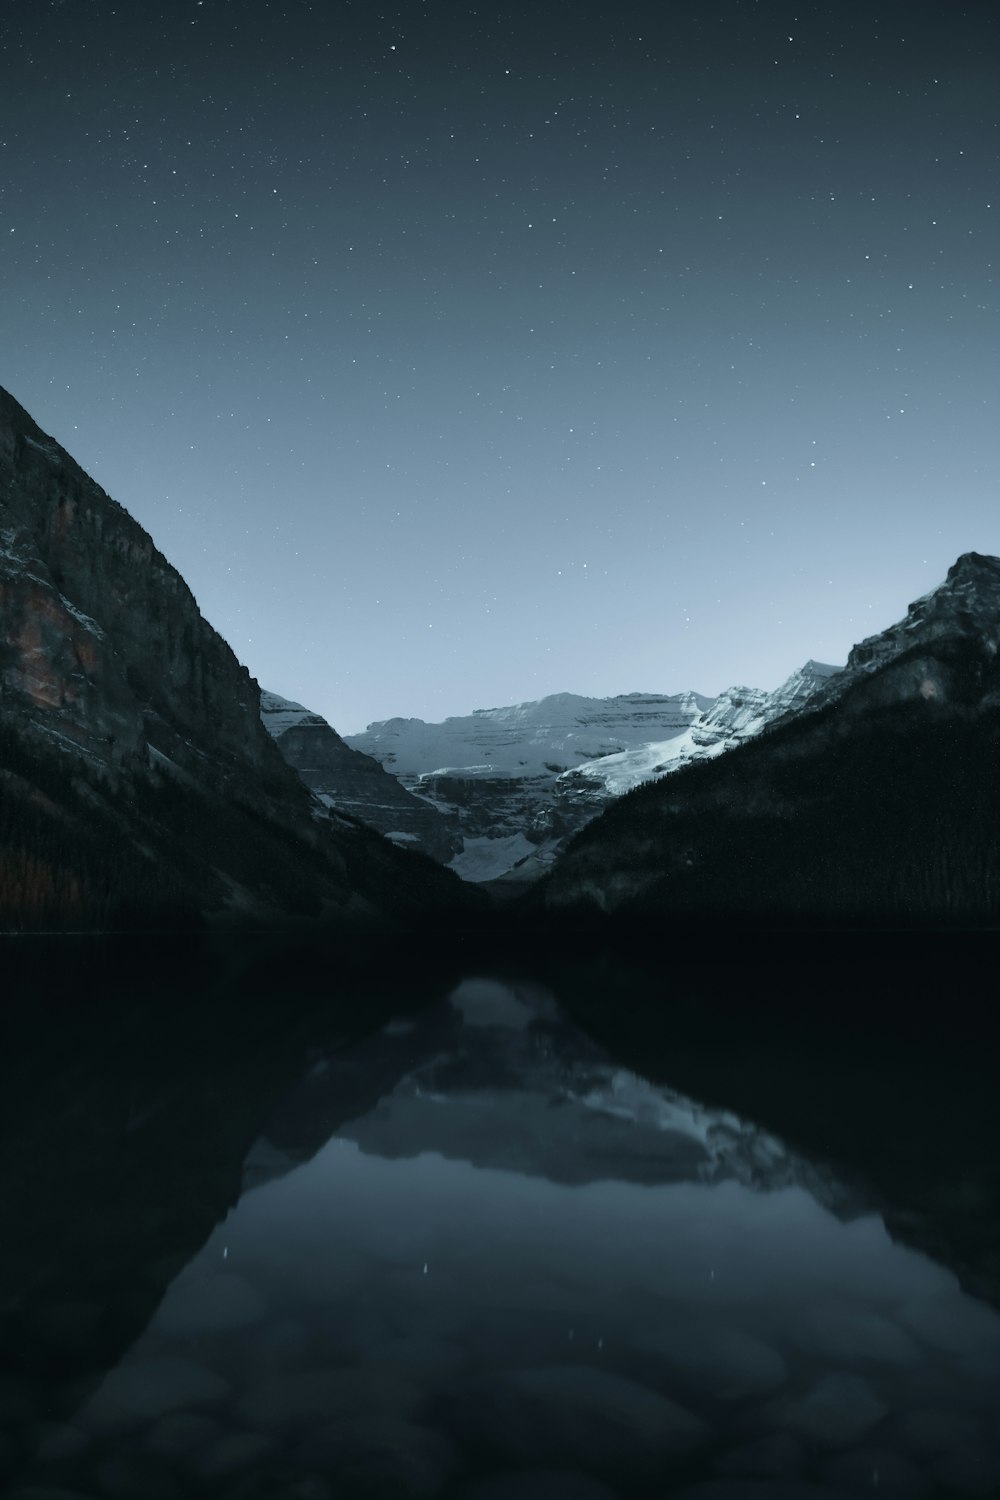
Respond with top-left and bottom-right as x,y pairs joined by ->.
0,938 -> 454,1492
545,950 -> 1000,1316
58,974 -> 1000,1500
7,962 -> 1000,1500
246,979 -> 867,1217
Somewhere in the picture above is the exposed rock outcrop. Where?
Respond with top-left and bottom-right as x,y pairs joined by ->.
811,551 -> 1000,710
558,660 -> 840,803
347,690 -> 714,782
0,385 -> 470,930
0,391 -> 282,782
536,554 -> 1000,926
260,690 -> 461,863
347,673 -> 840,885
346,692 -> 715,882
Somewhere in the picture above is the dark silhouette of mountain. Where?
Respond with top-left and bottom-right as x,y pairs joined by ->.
0,939 -> 458,1487
535,553 -> 1000,929
0,385 -> 472,930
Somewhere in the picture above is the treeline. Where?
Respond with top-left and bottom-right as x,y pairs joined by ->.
0,718 -> 472,933
0,718 -> 331,931
552,696 -> 1000,927
0,724 -> 202,930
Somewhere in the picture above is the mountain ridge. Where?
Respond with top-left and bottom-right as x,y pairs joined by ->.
535,550 -> 1000,927
343,667 -> 841,883
0,384 -> 470,930
4,380 -> 997,929
816,550 -> 1000,706
260,688 -> 462,862
558,659 -> 840,801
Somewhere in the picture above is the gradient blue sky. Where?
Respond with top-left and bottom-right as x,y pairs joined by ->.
2,0 -> 997,733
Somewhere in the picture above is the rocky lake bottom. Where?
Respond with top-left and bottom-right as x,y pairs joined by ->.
1,938 -> 998,1500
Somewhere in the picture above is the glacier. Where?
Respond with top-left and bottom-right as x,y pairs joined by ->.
342,669 -> 840,882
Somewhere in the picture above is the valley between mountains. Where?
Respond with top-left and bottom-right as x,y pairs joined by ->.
267,663 -> 841,887
3,382 -> 999,933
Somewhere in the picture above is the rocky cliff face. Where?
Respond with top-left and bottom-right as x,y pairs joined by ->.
558,660 -> 840,803
347,690 -> 714,780
346,691 -> 720,882
813,551 -> 1000,709
538,554 -> 1000,926
347,673 -> 841,885
0,385 -> 468,929
0,389 -> 270,780
260,690 -> 461,863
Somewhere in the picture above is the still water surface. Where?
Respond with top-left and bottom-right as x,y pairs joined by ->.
3,954 -> 999,1500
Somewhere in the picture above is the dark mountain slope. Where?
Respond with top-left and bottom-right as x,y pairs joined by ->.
538,559 -> 1000,929
0,385 -> 471,930
260,689 -> 461,863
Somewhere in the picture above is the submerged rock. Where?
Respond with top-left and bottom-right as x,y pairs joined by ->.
932,1439 -> 1000,1496
455,1469 -> 620,1500
234,1366 -> 424,1433
670,1483 -> 855,1500
92,1453 -> 186,1500
819,1445 -> 932,1499
219,1474 -> 332,1500
896,1292 -> 1000,1357
6,1489 -> 103,1500
359,1335 -> 467,1386
294,1417 -> 459,1496
448,1363 -> 708,1477
78,1355 -> 230,1430
145,1411 -> 224,1457
27,1422 -> 93,1465
713,1432 -> 805,1478
188,1430 -> 279,1481
150,1271 -> 268,1336
628,1319 -> 788,1399
889,1407 -> 983,1457
787,1305 -> 921,1367
758,1371 -> 888,1448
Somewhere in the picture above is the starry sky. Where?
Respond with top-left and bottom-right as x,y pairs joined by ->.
2,1 -> 997,734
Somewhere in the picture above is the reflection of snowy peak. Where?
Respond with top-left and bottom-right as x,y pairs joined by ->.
348,979 -> 856,1206
559,661 -> 840,799
245,978 -> 863,1212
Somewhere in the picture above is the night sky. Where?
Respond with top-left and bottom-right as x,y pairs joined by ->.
2,1 -> 997,734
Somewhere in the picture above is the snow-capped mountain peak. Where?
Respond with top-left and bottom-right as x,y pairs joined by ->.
258,689 -> 327,738
346,690 -> 714,781
845,551 -> 1000,680
557,660 -> 840,801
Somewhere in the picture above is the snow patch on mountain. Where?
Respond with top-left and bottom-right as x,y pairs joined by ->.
259,689 -> 324,738
826,552 -> 1000,695
345,690 -> 715,783
335,669 -> 844,881
23,433 -> 62,463
560,728 -> 728,799
560,661 -> 840,799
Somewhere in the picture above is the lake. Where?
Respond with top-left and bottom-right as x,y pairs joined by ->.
1,935 -> 998,1499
